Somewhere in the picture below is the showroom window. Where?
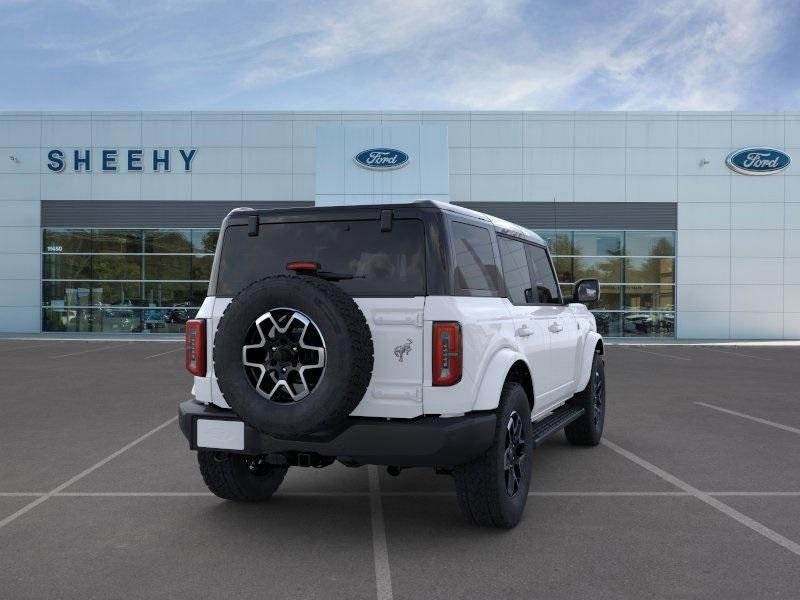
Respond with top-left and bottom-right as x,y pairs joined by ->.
536,230 -> 676,338
41,228 -> 218,334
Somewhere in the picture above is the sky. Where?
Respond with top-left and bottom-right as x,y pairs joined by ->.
1,0 -> 799,111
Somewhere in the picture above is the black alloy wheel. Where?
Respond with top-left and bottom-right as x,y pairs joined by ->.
504,411 -> 526,497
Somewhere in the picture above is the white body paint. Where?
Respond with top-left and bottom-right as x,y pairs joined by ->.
193,294 -> 599,420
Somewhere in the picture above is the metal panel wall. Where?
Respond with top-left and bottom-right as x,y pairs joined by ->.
43,200 -> 677,231
41,201 -> 314,228
456,202 -> 677,230
42,200 -> 678,230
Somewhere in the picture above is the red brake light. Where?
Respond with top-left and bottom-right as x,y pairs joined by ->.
286,261 -> 320,272
185,319 -> 206,376
433,321 -> 462,386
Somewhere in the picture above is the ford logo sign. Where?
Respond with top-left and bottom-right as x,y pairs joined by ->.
725,147 -> 790,175
354,148 -> 409,170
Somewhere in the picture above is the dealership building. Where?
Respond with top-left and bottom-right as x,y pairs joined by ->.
0,110 -> 798,339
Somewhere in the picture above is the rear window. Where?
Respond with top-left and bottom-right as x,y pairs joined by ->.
498,236 -> 532,305
451,221 -> 500,293
526,244 -> 561,304
215,219 -> 426,297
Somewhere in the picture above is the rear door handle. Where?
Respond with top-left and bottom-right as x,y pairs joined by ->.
516,325 -> 534,337
548,322 -> 563,333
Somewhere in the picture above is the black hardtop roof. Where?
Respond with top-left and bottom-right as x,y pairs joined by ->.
229,199 -> 443,219
224,200 -> 545,245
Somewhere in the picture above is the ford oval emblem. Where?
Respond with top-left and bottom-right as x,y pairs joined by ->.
354,148 -> 409,170
725,147 -> 790,175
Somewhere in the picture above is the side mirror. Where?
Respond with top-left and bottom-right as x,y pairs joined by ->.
524,288 -> 534,303
573,278 -> 600,304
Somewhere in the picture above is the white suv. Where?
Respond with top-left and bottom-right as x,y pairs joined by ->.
179,200 -> 605,528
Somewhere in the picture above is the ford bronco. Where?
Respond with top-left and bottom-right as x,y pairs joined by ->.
178,200 -> 605,528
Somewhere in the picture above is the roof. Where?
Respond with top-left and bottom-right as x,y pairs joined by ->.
421,200 -> 544,245
225,199 -> 545,246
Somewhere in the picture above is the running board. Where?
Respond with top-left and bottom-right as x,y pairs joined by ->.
531,405 -> 585,447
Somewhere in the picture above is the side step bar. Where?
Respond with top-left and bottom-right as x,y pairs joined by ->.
531,405 -> 585,447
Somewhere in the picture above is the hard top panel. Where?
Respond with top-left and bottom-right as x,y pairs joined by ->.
223,200 -> 545,245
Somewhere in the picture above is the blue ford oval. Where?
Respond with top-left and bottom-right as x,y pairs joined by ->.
354,148 -> 409,170
726,147 -> 790,175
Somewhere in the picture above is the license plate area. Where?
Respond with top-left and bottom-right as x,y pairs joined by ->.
196,419 -> 245,451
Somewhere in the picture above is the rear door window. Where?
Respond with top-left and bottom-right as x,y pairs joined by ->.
498,236 -> 533,305
526,244 -> 562,304
216,219 -> 425,297
451,221 -> 500,294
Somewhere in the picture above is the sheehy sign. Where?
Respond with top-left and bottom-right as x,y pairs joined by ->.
46,148 -> 197,172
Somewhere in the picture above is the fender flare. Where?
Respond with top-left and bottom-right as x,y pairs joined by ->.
574,332 -> 603,393
472,348 -> 532,412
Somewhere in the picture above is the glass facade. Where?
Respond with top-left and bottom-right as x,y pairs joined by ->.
41,226 -> 674,337
42,228 -> 218,334
537,230 -> 676,338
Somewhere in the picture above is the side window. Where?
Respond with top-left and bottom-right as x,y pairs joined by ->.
526,244 -> 562,304
498,236 -> 533,305
451,221 -> 499,293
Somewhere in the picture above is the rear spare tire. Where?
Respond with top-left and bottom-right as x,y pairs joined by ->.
213,275 -> 373,436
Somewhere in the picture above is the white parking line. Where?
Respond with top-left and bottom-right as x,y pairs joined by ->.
56,492 -> 214,497
695,347 -> 771,361
143,347 -> 184,359
528,491 -> 690,496
370,491 -> 800,497
696,402 -> 800,436
2,490 -> 799,498
368,465 -> 393,600
602,438 -> 800,558
0,416 -> 177,531
53,491 -> 369,497
708,492 -> 800,497
621,346 -> 691,361
50,343 -> 132,358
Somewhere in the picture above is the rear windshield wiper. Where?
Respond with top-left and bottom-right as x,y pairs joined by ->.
286,261 -> 364,282
317,271 -> 364,282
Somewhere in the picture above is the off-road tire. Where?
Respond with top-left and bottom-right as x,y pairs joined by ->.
213,274 -> 374,437
198,450 -> 288,501
453,382 -> 533,528
564,351 -> 605,446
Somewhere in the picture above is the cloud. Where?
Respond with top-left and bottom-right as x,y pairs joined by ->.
609,1 -> 784,109
428,0 -> 789,110
222,0 -> 798,110
235,0 -> 518,89
0,0 -> 796,110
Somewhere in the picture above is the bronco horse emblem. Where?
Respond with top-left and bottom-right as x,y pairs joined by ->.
394,339 -> 413,362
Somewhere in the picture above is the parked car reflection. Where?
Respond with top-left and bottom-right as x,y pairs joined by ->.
622,312 -> 674,337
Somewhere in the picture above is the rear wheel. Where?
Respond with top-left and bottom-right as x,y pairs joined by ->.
453,382 -> 532,528
198,450 -> 288,501
564,351 -> 605,446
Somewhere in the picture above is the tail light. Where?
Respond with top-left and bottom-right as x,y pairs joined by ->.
433,321 -> 462,386
286,261 -> 320,273
185,319 -> 206,376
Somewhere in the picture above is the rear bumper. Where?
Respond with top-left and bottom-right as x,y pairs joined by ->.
178,399 -> 496,467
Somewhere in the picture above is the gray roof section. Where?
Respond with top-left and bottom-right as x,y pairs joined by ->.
422,200 -> 545,245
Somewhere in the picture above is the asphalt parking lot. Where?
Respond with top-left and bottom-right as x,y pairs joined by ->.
0,339 -> 799,599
